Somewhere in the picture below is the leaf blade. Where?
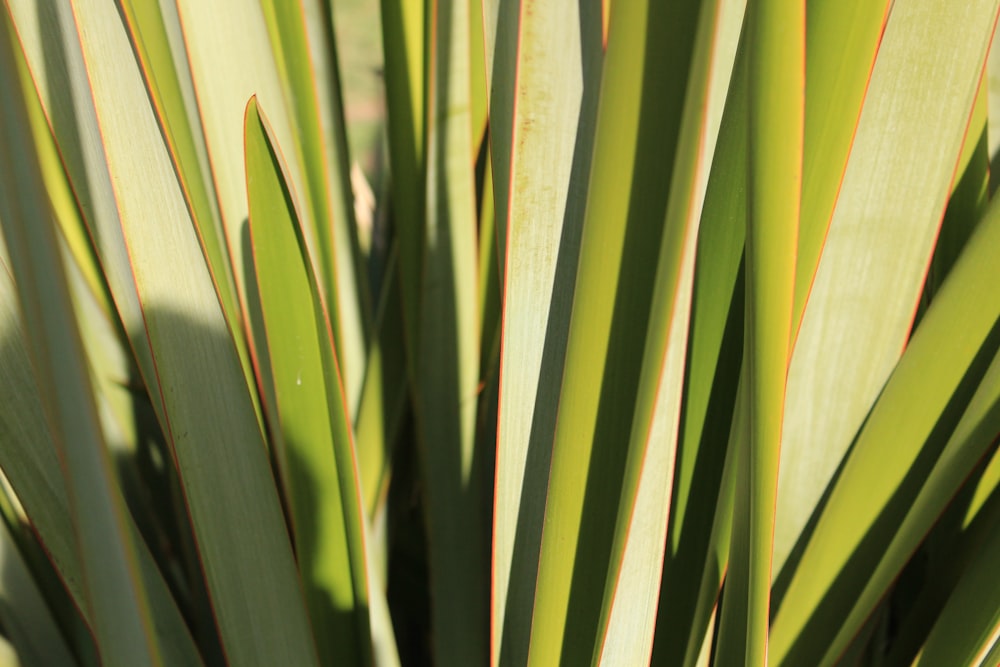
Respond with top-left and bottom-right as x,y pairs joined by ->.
0,16 -> 162,663
245,96 -> 372,667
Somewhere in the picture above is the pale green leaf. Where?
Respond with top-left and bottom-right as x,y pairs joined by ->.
490,0 -> 601,663
22,1 -> 323,662
775,0 -> 999,580
174,0 -> 307,320
774,192 -> 1000,666
792,0 -> 890,328
0,18 -> 161,663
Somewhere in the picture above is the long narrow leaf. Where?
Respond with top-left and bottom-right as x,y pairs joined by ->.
417,0 -> 488,662
775,0 -> 1000,582
245,97 -> 372,667
174,0 -> 307,319
528,0 -> 704,663
712,0 -> 803,664
596,0 -> 744,661
0,506 -> 75,667
379,0 -> 424,367
771,187 -> 1000,666
914,498 -> 1000,666
489,0 -> 601,664
0,17 -> 162,663
259,0 -> 371,412
651,21 -> 747,664
25,1 -> 324,662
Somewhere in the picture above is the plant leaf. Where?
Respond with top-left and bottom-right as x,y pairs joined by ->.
417,0 -> 489,662
527,0 -> 704,663
712,0 -> 803,663
596,0 -> 745,661
174,0 -> 307,319
0,16 -> 162,663
775,0 -> 999,584
914,492 -> 1000,666
245,96 -> 372,667
25,1 -> 323,662
0,508 -> 75,667
259,0 -> 371,412
651,18 -> 746,663
379,0 -> 425,370
773,190 -> 1000,666
489,0 -> 601,663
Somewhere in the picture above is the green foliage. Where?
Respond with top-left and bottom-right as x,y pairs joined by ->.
0,0 -> 998,665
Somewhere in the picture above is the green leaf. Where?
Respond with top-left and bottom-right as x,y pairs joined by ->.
245,97 -> 372,667
683,373 -> 745,667
596,0 -> 747,661
712,0 -> 803,664
0,16 -> 162,663
469,0 -> 488,147
0,249 -> 97,663
527,0 -> 704,663
4,16 -> 110,324
792,0 -> 890,328
115,0 -> 262,428
923,81 -> 990,306
115,0 -> 231,320
174,0 -> 307,322
380,0 -> 425,370
354,250 -> 408,516
0,507 -> 75,667
476,143 -> 500,381
652,18 -> 746,664
0,256 -> 89,657
19,1 -> 323,663
774,0 -> 890,574
962,443 -> 1000,531
914,497 -> 1000,666
775,0 -> 999,583
773,191 -> 1000,666
259,0 -> 371,413
416,0 -> 489,662
0,217 -> 199,667
489,0 -> 602,663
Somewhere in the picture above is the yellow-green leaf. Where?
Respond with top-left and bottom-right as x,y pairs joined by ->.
245,97 -> 371,667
